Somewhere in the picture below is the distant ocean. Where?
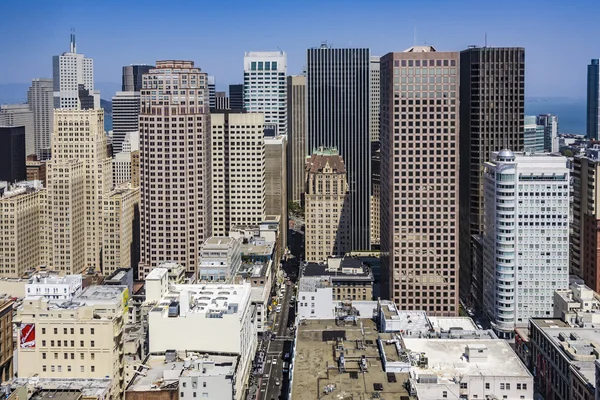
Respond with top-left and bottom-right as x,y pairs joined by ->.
101,98 -> 585,136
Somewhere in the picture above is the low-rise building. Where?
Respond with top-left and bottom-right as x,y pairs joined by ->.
554,281 -> 600,327
199,236 -> 242,282
234,260 -> 273,332
15,285 -> 129,398
530,318 -> 599,400
25,273 -> 82,301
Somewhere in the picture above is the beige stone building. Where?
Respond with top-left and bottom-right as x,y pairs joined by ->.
304,149 -> 351,262
15,285 -> 128,398
0,182 -> 45,278
265,135 -> 287,250
130,150 -> 140,188
49,109 -> 112,274
0,300 -> 14,382
380,47 -> 460,316
210,111 -> 265,236
286,75 -> 306,203
102,184 -> 140,275
139,61 -> 212,279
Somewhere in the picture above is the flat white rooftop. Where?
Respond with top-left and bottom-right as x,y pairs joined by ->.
403,339 -> 532,379
428,316 -> 479,332
11,377 -> 112,398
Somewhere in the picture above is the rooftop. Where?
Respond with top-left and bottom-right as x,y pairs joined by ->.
11,378 -> 111,399
403,339 -> 532,379
202,236 -> 239,248
292,319 -> 410,400
30,390 -> 82,400
237,261 -> 268,279
305,150 -> 346,174
428,317 -> 479,332
302,257 -> 373,281
27,273 -> 82,287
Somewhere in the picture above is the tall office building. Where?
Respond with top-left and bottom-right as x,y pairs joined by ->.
229,84 -> 244,111
48,109 -> 112,274
483,151 -> 569,338
27,78 -> 54,160
459,47 -> 525,306
287,75 -> 306,203
304,148 -> 351,262
537,114 -> 559,153
244,51 -> 287,135
265,135 -> 287,250
0,126 -> 26,183
210,111 -> 265,237
208,76 -> 216,109
371,143 -> 381,247
572,146 -> 600,290
0,104 -> 35,156
215,91 -> 230,110
111,91 -> 140,154
138,61 -> 212,279
52,32 -> 94,109
370,56 -> 381,143
380,47 -> 460,315
307,45 -> 371,251
523,115 -> 545,153
122,64 -> 153,92
587,59 -> 600,140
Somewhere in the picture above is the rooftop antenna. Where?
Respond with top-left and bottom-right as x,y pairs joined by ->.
70,28 -> 76,53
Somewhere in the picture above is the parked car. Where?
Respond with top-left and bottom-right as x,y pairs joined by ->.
276,306 -> 282,312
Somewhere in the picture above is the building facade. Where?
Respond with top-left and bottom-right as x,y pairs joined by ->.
371,144 -> 380,247
524,115 -> 545,153
122,64 -> 153,92
111,91 -> 140,154
286,75 -> 306,204
52,33 -> 94,109
572,146 -> 600,290
0,104 -> 35,157
537,114 -> 559,153
26,155 -> 47,183
102,184 -> 140,275
0,301 -> 13,383
370,56 -> 381,142
265,135 -> 287,250
229,84 -> 244,111
215,91 -> 230,110
210,111 -> 265,237
307,45 -> 371,251
198,236 -> 242,282
587,59 -> 599,141
208,76 -> 216,109
0,126 -> 26,183
243,51 -> 287,136
305,149 -> 351,262
483,151 -> 570,338
380,47 -> 460,316
138,60 -> 212,279
27,78 -> 54,160
459,47 -> 525,307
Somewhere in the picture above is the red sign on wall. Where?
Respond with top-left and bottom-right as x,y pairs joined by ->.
20,323 -> 35,348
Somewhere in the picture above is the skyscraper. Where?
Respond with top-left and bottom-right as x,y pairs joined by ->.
370,56 -> 381,143
537,114 -> 559,153
229,84 -> 244,111
0,127 -> 26,183
52,32 -> 94,109
27,78 -> 54,160
523,115 -> 545,153
265,135 -> 287,250
304,148 -> 351,262
380,47 -> 460,316
244,51 -> 287,135
459,47 -> 525,306
210,111 -> 265,237
0,104 -> 34,156
138,61 -> 212,279
286,75 -> 306,203
49,109 -> 112,273
122,64 -> 153,92
306,45 -> 371,251
111,91 -> 141,154
483,151 -> 569,338
588,59 -> 600,140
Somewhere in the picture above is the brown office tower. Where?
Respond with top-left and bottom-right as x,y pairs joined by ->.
380,46 -> 460,316
138,61 -> 212,280
459,47 -> 525,307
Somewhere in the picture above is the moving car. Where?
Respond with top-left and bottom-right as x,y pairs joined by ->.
276,306 -> 282,312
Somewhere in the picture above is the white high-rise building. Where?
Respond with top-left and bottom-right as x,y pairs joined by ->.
537,114 -> 559,153
0,104 -> 35,156
370,56 -> 380,142
483,150 -> 570,338
111,91 -> 140,154
52,33 -> 94,109
27,78 -> 54,160
210,112 -> 265,236
243,51 -> 287,135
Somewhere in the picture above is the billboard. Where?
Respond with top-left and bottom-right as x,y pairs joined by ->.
20,323 -> 35,348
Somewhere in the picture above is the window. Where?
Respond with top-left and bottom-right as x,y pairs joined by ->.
68,365 -> 71,372
63,328 -> 67,334
42,365 -> 46,372
486,383 -> 490,390
500,383 -> 505,390
80,366 -> 84,372
51,365 -> 55,372
181,393 -> 184,398
506,383 -> 510,390
70,328 -> 74,334
42,353 -> 46,359
91,366 -> 95,372
183,383 -> 186,388
523,384 -> 527,390
80,341 -> 84,347
442,391 -> 447,398
517,384 -> 521,390
203,382 -> 206,387
42,328 -> 46,334
51,340 -> 55,347
91,353 -> 95,360
80,353 -> 84,360
460,383 -> 467,389
90,341 -> 95,347
58,366 -> 62,372
42,340 -> 46,346
80,328 -> 84,334
91,328 -> 95,334
193,393 -> 197,398
54,328 -> 58,334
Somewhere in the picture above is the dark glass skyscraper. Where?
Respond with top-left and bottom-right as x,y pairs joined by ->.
229,84 -> 244,111
0,126 -> 26,183
459,47 -> 525,307
306,45 -> 371,251
122,65 -> 153,92
587,59 -> 599,140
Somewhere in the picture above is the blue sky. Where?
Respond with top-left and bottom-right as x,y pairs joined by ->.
0,0 -> 598,98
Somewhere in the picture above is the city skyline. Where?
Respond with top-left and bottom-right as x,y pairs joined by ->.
0,0 -> 598,99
